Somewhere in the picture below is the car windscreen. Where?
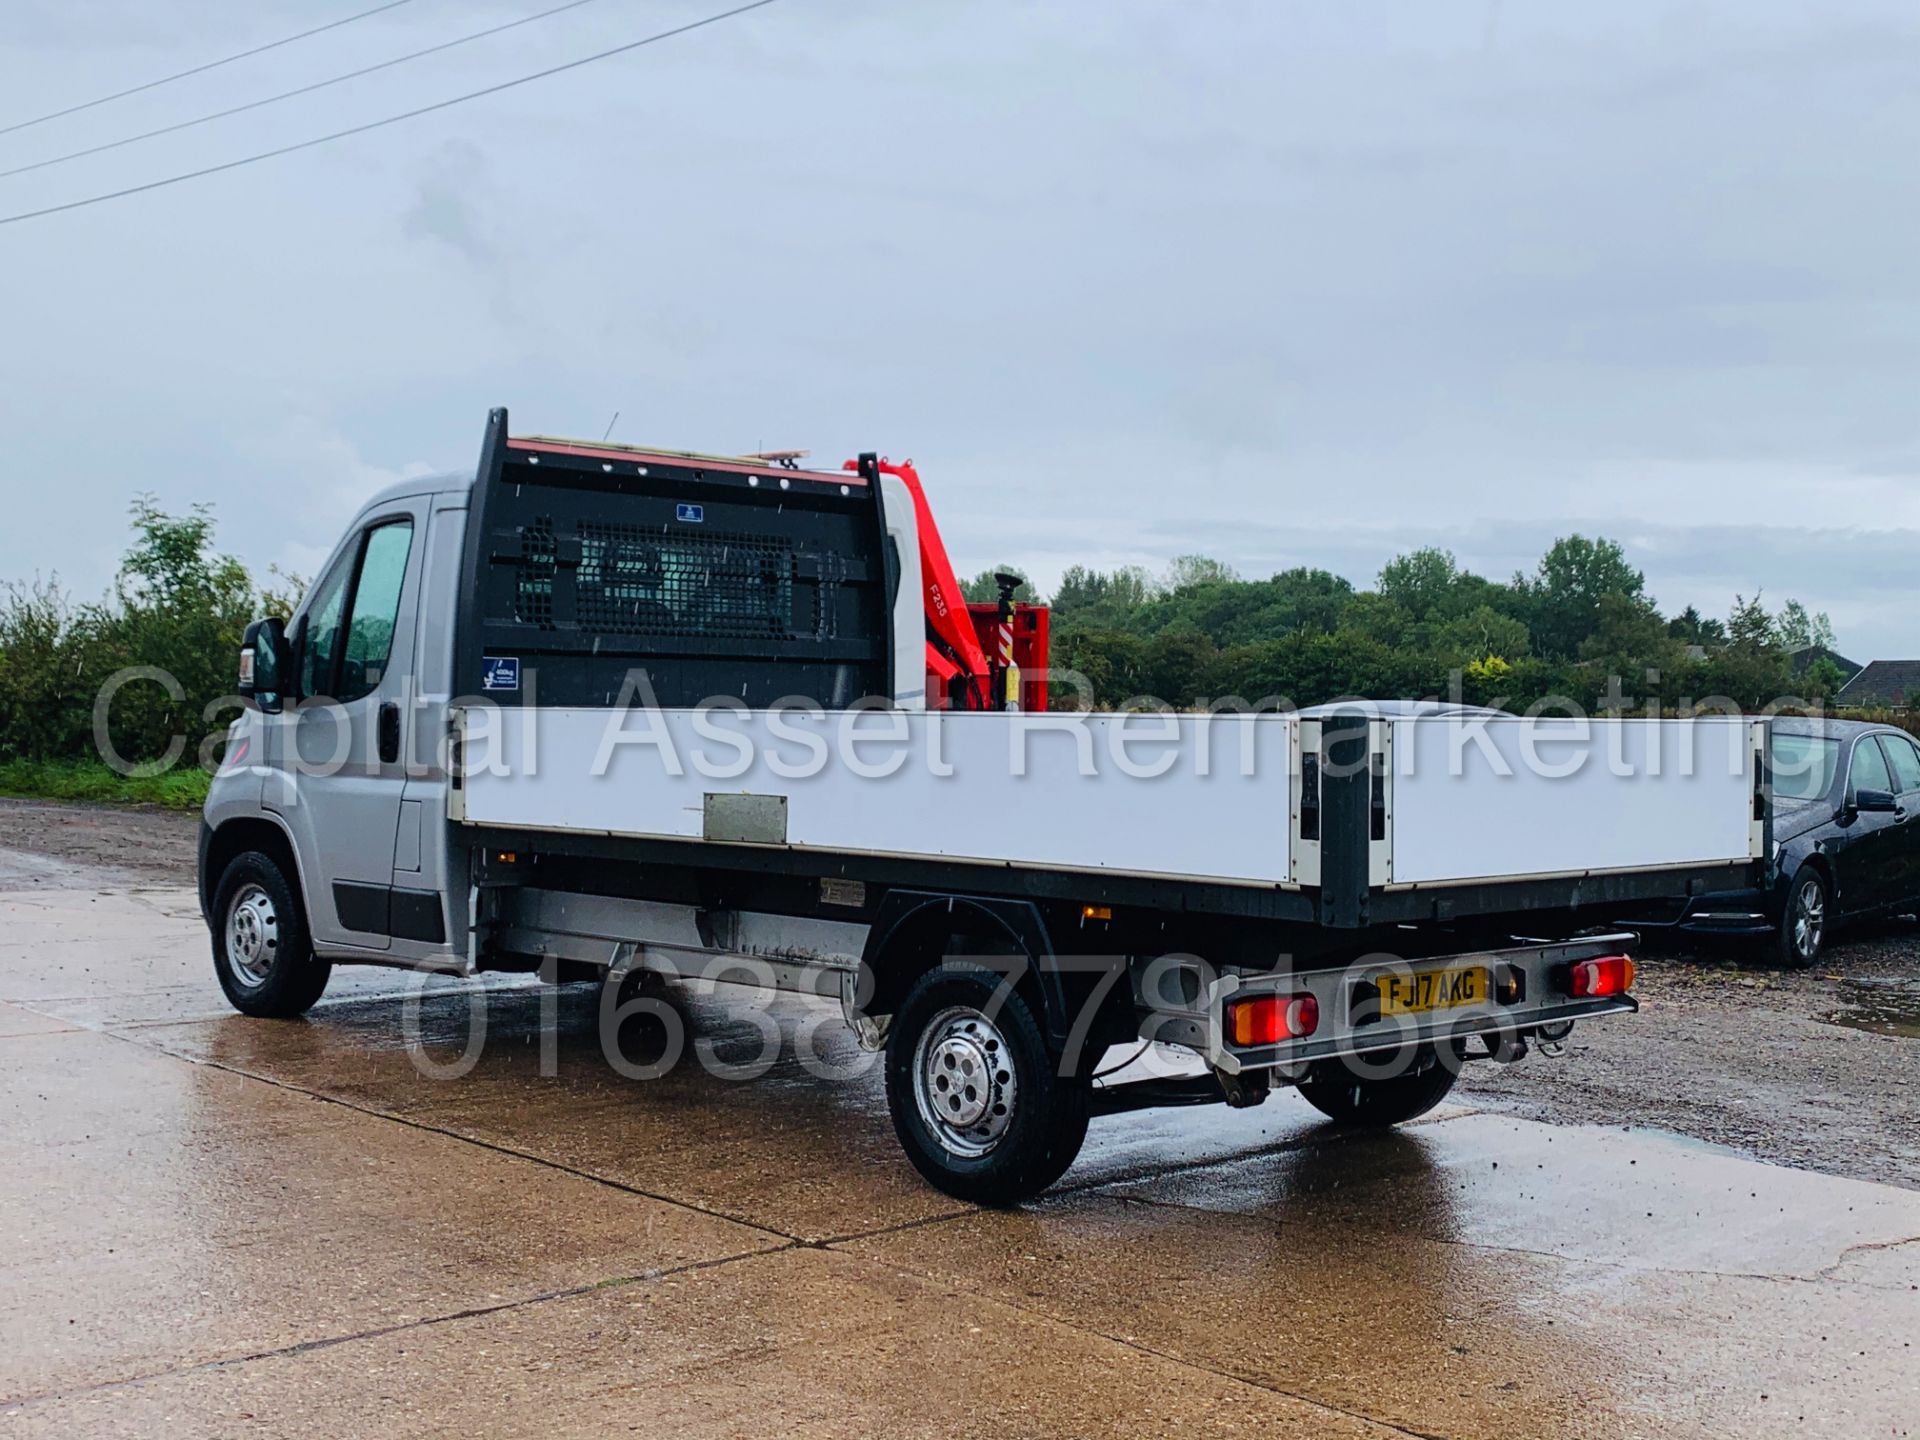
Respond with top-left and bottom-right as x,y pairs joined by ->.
1770,733 -> 1840,802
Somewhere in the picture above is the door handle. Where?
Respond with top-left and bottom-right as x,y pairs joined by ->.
378,701 -> 401,765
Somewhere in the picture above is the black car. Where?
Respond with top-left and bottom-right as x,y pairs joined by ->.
1644,718 -> 1920,966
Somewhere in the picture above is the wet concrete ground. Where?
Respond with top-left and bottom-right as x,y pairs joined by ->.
1,831 -> 1918,1436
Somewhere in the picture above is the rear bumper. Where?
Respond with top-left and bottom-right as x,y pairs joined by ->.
1140,934 -> 1642,1076
1214,992 -> 1636,1074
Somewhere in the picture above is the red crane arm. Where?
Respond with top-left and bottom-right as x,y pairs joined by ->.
844,455 -> 991,708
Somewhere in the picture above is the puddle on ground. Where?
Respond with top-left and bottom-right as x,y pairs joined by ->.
1821,978 -> 1920,1039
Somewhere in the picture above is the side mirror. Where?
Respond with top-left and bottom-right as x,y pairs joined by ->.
239,617 -> 290,713
1854,787 -> 1898,814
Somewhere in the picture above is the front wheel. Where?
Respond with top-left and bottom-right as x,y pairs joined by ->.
1295,1041 -> 1462,1127
211,850 -> 331,1018
884,963 -> 1089,1206
1776,867 -> 1828,970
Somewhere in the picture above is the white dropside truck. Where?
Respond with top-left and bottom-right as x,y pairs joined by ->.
201,411 -> 1770,1203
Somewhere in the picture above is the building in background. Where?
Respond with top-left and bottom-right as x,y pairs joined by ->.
1835,659 -> 1920,712
1790,645 -> 1861,685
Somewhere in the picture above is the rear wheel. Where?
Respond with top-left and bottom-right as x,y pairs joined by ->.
1295,1041 -> 1462,1127
211,850 -> 331,1018
885,963 -> 1089,1206
601,965 -> 678,1063
1776,867 -> 1828,969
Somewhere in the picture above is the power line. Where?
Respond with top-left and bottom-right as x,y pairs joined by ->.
1,0 -> 619,182
0,0 -> 784,229
0,0 -> 425,140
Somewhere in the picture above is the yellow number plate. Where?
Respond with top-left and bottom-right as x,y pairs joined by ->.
1375,965 -> 1488,1017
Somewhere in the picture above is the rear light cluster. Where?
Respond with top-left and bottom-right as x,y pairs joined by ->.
1568,955 -> 1635,999
1227,992 -> 1319,1047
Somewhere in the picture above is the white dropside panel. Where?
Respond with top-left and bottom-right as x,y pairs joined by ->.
1387,716 -> 1758,886
458,708 -> 1298,886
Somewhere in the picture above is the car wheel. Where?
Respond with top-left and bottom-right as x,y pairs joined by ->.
1295,1040 -> 1464,1127
884,962 -> 1089,1206
1776,867 -> 1828,970
211,850 -> 331,1017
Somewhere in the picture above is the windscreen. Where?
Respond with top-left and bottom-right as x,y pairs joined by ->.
1770,733 -> 1839,803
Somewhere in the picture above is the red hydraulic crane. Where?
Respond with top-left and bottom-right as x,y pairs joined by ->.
844,455 -> 1049,712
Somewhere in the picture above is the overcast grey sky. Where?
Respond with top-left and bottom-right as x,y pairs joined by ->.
3,0 -> 1917,659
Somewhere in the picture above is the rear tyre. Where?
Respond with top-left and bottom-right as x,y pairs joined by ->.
1295,1041 -> 1462,1128
211,850 -> 331,1018
602,965 -> 676,1060
1776,867 -> 1828,970
1021,1061 -> 1093,1197
885,962 -> 1090,1206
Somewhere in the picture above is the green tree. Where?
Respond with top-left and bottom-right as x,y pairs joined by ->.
1339,592 -> 1416,650
1163,555 -> 1239,591
97,499 -> 257,765
1259,567 -> 1357,636
1129,566 -> 1355,647
1696,592 -> 1793,709
1804,655 -> 1848,699
1667,604 -> 1727,647
1048,564 -> 1158,626
0,500 -> 275,768
1050,627 -> 1149,709
1429,604 -> 1531,669
959,566 -> 1036,606
260,566 -> 309,622
0,579 -> 99,760
1513,535 -> 1649,660
1378,547 -> 1461,623
1726,592 -> 1777,651
1140,630 -> 1218,708
1577,592 -> 1687,709
1774,599 -> 1836,652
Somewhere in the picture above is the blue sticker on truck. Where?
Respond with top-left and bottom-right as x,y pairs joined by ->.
675,503 -> 705,523
481,656 -> 520,691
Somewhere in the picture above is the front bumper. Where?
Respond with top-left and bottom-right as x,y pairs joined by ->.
196,820 -> 214,923
1621,887 -> 1775,938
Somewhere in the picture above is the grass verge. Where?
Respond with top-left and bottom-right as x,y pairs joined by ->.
0,758 -> 210,810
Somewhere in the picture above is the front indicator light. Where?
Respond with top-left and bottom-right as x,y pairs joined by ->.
1227,992 -> 1319,1047
1568,955 -> 1635,999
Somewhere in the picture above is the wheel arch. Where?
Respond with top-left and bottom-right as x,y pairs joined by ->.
1794,850 -> 1833,884
200,815 -> 309,927
1786,848 -> 1834,907
860,892 -> 1080,1048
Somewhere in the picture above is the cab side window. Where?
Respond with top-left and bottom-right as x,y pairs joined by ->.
1881,735 -> 1920,795
1851,736 -> 1893,797
298,552 -> 352,701
296,519 -> 413,702
338,521 -> 413,702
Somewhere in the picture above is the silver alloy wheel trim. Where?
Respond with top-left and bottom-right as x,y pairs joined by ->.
225,882 -> 280,989
1794,877 -> 1824,958
912,1005 -> 1018,1159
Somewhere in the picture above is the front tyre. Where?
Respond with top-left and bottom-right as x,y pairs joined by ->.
885,962 -> 1089,1206
211,850 -> 331,1018
1295,1041 -> 1462,1127
1776,867 -> 1828,970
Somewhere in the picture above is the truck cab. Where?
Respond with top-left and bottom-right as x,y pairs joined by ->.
201,473 -> 473,981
